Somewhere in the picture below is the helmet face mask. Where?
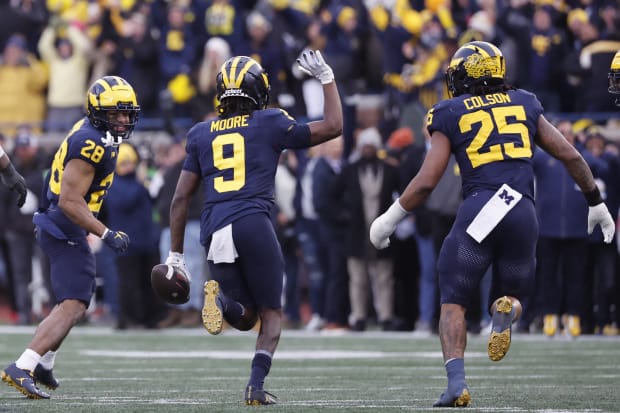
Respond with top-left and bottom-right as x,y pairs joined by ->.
446,41 -> 506,97
216,56 -> 270,112
86,76 -> 140,144
609,50 -> 620,106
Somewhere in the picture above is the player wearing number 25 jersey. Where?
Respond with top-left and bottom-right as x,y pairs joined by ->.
427,87 -> 542,201
165,52 -> 342,405
370,41 -> 615,408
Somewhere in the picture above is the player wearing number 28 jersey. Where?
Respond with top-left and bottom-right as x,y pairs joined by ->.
165,52 -> 342,405
1,76 -> 139,400
370,41 -> 615,408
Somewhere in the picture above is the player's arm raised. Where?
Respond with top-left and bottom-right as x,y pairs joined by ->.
296,50 -> 343,146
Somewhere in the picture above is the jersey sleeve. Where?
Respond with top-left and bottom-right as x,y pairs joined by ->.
264,108 -> 311,150
521,89 -> 544,124
183,124 -> 202,175
426,101 -> 452,137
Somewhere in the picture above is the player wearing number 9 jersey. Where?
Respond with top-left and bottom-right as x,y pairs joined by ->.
1,76 -> 140,400
166,52 -> 342,405
369,41 -> 615,408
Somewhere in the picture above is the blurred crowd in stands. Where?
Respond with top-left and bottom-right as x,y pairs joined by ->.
0,0 -> 619,337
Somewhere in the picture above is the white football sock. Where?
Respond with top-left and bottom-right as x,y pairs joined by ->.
15,349 -> 42,371
39,351 -> 57,370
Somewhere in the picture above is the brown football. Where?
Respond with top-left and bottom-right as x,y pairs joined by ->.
150,264 -> 190,305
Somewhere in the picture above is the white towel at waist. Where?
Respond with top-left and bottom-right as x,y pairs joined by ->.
207,224 -> 239,263
466,184 -> 523,243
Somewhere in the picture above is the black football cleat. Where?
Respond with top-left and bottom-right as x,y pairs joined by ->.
34,364 -> 59,390
433,387 -> 471,408
202,280 -> 224,335
245,385 -> 277,406
1,363 -> 50,399
488,296 -> 514,362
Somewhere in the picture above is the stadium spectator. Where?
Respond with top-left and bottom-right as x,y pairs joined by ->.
0,130 -> 29,323
157,3 -> 198,132
369,41 -> 615,407
293,146 -> 327,331
274,150 -> 301,328
384,126 -> 425,331
163,51 -> 342,405
104,142 -> 167,330
0,76 -> 139,399
115,11 -> 160,118
420,124 -> 463,334
566,18 -> 620,111
340,126 -> 400,331
321,3 -> 372,158
236,11 -> 288,109
198,0 -> 249,54
582,129 -> 620,335
38,16 -> 93,131
0,33 -> 48,136
0,0 -> 48,53
313,135 -> 350,330
154,140 -> 207,329
498,4 -> 568,112
533,119 -> 609,338
193,36 -> 231,121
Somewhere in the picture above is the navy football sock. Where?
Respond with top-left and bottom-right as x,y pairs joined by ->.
445,358 -> 466,393
248,352 -> 272,389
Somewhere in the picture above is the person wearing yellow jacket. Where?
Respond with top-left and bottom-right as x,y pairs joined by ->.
38,17 -> 93,131
0,34 -> 48,137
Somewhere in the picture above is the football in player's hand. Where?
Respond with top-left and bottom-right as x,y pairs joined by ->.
150,264 -> 190,305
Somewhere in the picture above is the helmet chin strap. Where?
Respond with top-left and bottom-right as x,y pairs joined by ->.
100,131 -> 123,147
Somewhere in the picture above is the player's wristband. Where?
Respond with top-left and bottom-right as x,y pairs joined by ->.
584,187 -> 604,206
100,228 -> 110,239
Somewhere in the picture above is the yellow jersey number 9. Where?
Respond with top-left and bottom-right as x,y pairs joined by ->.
212,132 -> 246,192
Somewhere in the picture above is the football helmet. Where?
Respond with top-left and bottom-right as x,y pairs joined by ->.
86,76 -> 140,145
445,41 -> 506,97
608,50 -> 620,106
216,56 -> 270,109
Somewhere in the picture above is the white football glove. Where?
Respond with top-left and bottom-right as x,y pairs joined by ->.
165,251 -> 192,281
587,203 -> 615,244
370,199 -> 409,249
296,49 -> 334,84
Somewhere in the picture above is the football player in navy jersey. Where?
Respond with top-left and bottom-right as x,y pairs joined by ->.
370,41 -> 615,407
164,51 -> 342,405
1,76 -> 140,399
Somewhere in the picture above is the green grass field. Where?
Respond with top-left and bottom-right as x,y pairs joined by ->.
0,326 -> 618,412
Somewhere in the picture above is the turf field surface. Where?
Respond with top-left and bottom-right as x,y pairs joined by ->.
0,326 -> 618,412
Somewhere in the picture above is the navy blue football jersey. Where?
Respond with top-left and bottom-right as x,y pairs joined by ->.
183,108 -> 311,241
427,89 -> 543,200
34,118 -> 118,239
